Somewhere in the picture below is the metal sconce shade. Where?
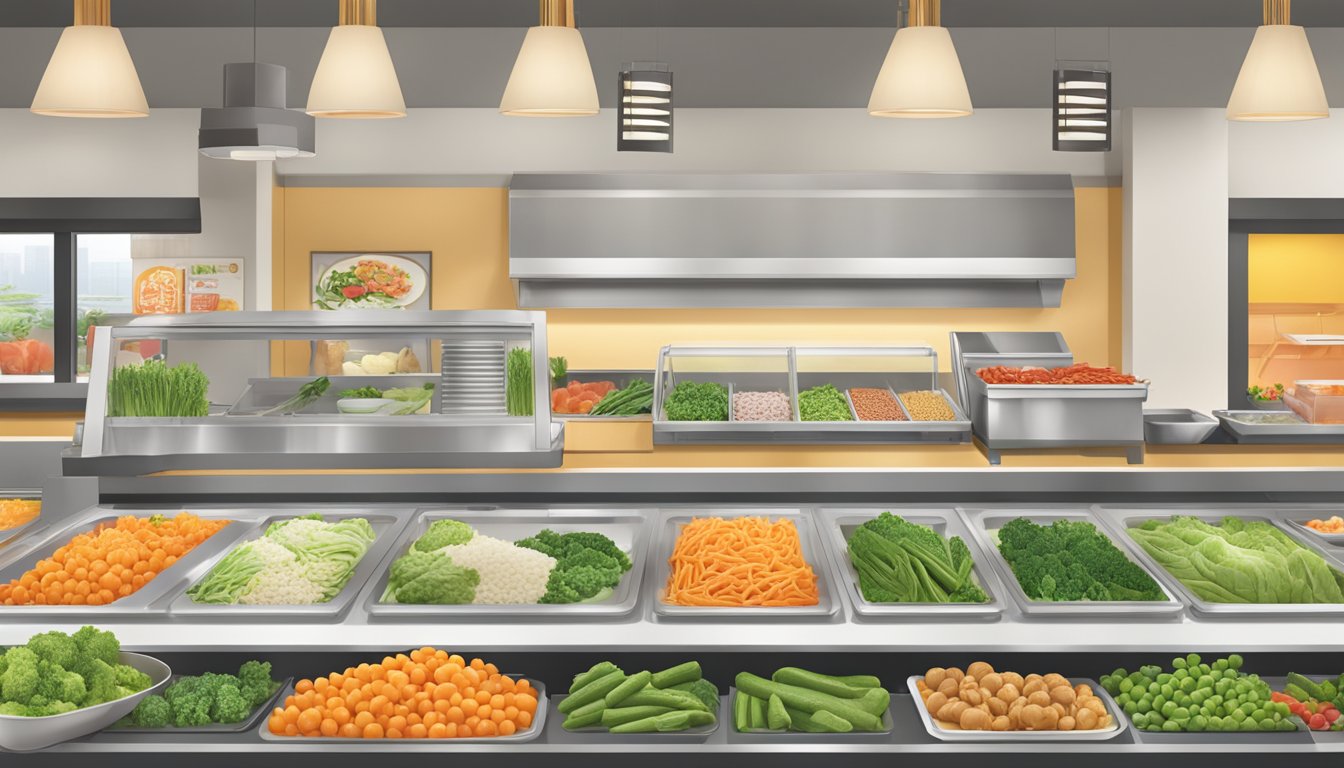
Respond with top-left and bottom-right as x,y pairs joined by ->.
868,0 -> 972,118
200,63 -> 315,161
31,0 -> 148,118
618,65 -> 672,152
500,0 -> 599,117
307,0 -> 406,119
1053,68 -> 1112,152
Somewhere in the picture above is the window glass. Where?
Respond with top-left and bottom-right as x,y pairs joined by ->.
0,234 -> 55,379
77,233 -> 134,375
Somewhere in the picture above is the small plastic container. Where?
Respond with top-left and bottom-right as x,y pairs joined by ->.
1288,381 -> 1344,424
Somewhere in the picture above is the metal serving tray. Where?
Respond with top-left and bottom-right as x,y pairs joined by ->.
552,370 -> 654,422
819,508 -> 1004,621
1286,517 -> 1344,546
0,493 -> 45,551
651,509 -> 840,622
363,508 -> 651,620
908,676 -> 1126,742
109,676 -> 291,734
164,509 -> 409,620
550,692 -> 722,743
957,507 -> 1184,619
728,688 -> 894,743
258,679 -> 547,744
1257,676 -> 1336,744
1099,507 -> 1344,619
1213,410 -> 1344,444
0,506 -> 255,618
1143,409 -> 1220,445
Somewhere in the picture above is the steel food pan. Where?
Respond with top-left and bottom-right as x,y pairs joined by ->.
1213,410 -> 1344,444
651,509 -> 839,621
258,678 -> 546,744
908,676 -> 1126,742
1286,518 -> 1344,546
550,692 -> 722,743
728,688 -> 894,744
957,507 -> 1184,618
1257,676 -> 1337,744
166,509 -> 411,620
364,508 -> 651,620
108,676 -> 291,734
0,506 -> 257,618
1099,507 -> 1344,618
819,508 -> 1004,620
0,652 -> 171,752
0,493 -> 45,551
1143,409 -> 1220,445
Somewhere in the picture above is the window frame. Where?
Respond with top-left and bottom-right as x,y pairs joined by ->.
0,198 -> 200,411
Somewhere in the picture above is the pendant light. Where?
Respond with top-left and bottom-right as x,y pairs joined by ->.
1053,66 -> 1112,152
31,0 -> 148,118
618,63 -> 673,152
307,0 -> 406,119
868,0 -> 972,118
500,0 -> 599,117
1227,0 -> 1328,122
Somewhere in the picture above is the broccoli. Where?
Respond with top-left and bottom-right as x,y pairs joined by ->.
539,565 -> 611,603
81,658 -> 123,705
36,660 -> 86,705
412,519 -> 475,552
114,663 -> 153,694
996,518 -> 1164,602
26,631 -> 79,669
1,647 -> 40,703
237,660 -> 277,708
516,529 -> 632,605
381,550 -> 479,604
128,695 -> 173,728
210,684 -> 251,723
72,625 -> 121,667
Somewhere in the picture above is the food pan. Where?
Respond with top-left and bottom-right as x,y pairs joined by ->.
819,508 -> 1004,621
0,506 -> 257,618
1285,518 -> 1344,546
0,652 -> 171,752
259,678 -> 546,744
0,493 -> 45,550
727,688 -> 894,744
957,507 -> 1184,619
651,509 -> 839,622
165,509 -> 410,620
1143,409 -> 1220,445
550,692 -> 722,744
1257,676 -> 1340,745
363,508 -> 652,620
907,676 -> 1126,742
1098,507 -> 1344,619
108,676 -> 291,734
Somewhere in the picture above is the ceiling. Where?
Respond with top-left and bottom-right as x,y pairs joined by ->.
7,0 -> 1344,28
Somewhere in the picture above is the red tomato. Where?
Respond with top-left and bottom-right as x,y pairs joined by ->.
1310,713 -> 1327,730
341,285 -> 367,299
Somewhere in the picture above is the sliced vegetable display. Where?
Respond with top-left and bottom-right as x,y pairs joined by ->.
589,380 -> 655,416
187,515 -> 376,605
663,381 -> 729,422
1100,654 -> 1298,733
995,518 -> 1165,602
109,360 -> 210,418
552,380 -> 617,414
917,663 -> 1113,732
0,627 -> 154,717
797,384 -> 852,422
268,649 -> 537,739
734,667 -> 889,733
561,660 -> 717,733
380,520 -> 633,605
664,517 -> 819,607
846,512 -> 987,604
1275,673 -> 1344,731
1127,516 -> 1344,604
120,660 -> 282,728
1305,516 -> 1344,534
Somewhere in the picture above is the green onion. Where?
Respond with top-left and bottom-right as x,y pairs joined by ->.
108,360 -> 210,418
506,347 -> 534,416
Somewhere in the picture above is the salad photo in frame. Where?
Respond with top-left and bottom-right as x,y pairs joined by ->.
311,252 -> 431,311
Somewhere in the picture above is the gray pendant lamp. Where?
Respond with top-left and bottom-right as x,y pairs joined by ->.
199,2 -> 315,160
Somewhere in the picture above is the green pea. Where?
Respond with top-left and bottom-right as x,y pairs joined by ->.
1161,701 -> 1178,718
1119,678 -> 1134,694
1162,720 -> 1181,732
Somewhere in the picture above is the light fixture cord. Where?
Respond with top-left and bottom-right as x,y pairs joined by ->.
1264,0 -> 1291,25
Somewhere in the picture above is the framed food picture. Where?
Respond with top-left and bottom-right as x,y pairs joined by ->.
311,252 -> 431,311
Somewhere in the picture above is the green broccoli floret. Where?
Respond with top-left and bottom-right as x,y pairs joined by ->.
35,660 -> 86,705
996,518 -> 1163,602
164,677 -> 215,728
27,700 -> 77,717
210,684 -> 251,723
128,695 -> 172,728
381,550 -> 479,604
539,565 -> 611,603
1,647 -> 40,703
413,519 -> 475,552
237,661 -> 277,708
81,658 -> 123,705
514,529 -> 568,558
114,663 -> 153,694
0,701 -> 28,716
555,531 -> 632,572
557,547 -> 622,577
26,631 -> 79,669
72,625 -> 121,667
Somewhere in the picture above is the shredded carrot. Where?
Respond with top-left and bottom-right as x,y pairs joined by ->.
665,517 -> 820,607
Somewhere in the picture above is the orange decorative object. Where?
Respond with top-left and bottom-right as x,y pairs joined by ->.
133,266 -> 183,315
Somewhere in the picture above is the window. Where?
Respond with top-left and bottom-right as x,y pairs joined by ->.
0,234 -> 55,380
76,234 -> 134,376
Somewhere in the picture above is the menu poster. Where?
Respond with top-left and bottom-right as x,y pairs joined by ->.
132,260 -> 245,315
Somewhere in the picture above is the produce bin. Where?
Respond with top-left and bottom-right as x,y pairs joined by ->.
727,687 -> 895,743
908,676 -> 1127,742
549,692 -> 723,743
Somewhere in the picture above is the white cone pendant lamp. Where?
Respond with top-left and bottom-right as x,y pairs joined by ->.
501,0 -> 600,117
1228,0 -> 1328,122
31,0 -> 148,118
869,0 -> 972,118
307,0 -> 406,119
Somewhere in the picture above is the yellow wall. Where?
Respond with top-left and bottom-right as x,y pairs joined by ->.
274,187 -> 1124,373
1250,234 -> 1344,304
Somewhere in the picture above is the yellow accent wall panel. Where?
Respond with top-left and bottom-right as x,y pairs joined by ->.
1249,234 -> 1344,304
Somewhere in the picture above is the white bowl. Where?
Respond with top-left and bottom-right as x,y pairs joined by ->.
0,651 -> 171,752
337,398 -> 395,415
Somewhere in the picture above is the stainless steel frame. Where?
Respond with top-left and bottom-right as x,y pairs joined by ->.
69,311 -> 563,474
1214,410 -> 1344,443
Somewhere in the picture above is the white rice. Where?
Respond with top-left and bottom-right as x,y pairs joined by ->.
435,535 -> 556,604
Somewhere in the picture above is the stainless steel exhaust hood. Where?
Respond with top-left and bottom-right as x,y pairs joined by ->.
509,173 -> 1077,309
